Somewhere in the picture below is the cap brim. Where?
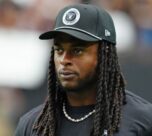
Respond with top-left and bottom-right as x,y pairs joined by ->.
39,29 -> 100,42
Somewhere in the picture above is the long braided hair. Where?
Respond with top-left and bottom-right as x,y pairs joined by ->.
32,40 -> 126,136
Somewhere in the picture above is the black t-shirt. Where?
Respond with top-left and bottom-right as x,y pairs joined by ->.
15,91 -> 152,136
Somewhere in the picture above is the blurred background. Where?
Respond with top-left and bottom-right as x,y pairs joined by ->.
0,0 -> 152,135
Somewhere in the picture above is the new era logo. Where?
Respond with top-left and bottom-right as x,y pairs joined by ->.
105,29 -> 111,37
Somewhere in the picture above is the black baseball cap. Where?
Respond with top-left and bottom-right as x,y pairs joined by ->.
39,4 -> 116,44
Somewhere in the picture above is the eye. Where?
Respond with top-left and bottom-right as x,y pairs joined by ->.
72,48 -> 84,55
54,46 -> 64,54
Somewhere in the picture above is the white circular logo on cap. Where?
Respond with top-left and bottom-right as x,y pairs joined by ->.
62,8 -> 80,25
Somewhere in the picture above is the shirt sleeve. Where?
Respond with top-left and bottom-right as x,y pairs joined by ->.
14,118 -> 26,136
14,105 -> 43,136
138,106 -> 152,136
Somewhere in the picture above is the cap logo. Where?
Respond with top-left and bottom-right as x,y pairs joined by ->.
62,8 -> 80,26
105,29 -> 111,37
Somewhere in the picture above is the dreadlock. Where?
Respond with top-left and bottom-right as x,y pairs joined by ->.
33,47 -> 57,136
32,41 -> 126,136
93,41 -> 126,136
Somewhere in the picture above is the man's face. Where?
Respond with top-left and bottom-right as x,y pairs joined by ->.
54,34 -> 98,92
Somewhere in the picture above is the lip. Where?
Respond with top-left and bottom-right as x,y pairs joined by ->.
59,70 -> 77,80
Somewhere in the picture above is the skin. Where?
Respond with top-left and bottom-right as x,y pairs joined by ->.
54,34 -> 99,106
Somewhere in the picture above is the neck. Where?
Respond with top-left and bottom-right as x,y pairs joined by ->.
66,88 -> 96,107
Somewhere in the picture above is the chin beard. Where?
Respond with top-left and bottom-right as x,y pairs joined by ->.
57,74 -> 97,94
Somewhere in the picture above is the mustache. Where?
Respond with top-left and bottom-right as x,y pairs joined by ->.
58,69 -> 78,75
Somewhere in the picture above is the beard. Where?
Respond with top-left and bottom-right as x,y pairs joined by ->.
56,71 -> 98,94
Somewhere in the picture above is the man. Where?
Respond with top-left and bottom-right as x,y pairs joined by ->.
15,4 -> 152,136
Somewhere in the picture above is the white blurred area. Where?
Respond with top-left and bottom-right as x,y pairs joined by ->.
111,11 -> 136,52
0,28 -> 50,89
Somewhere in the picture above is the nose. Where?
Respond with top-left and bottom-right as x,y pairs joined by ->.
59,52 -> 72,66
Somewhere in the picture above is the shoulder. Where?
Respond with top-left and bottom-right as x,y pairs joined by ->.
121,90 -> 152,135
125,90 -> 152,116
20,104 -> 43,123
15,104 -> 43,136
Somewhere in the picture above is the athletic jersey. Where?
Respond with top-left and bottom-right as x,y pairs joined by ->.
15,91 -> 152,136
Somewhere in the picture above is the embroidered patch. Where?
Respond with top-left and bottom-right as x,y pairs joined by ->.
62,8 -> 80,25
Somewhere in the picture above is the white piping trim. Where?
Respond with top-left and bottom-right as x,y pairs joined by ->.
54,26 -> 102,40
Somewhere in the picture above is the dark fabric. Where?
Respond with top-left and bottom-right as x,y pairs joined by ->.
15,91 -> 152,136
57,104 -> 95,136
